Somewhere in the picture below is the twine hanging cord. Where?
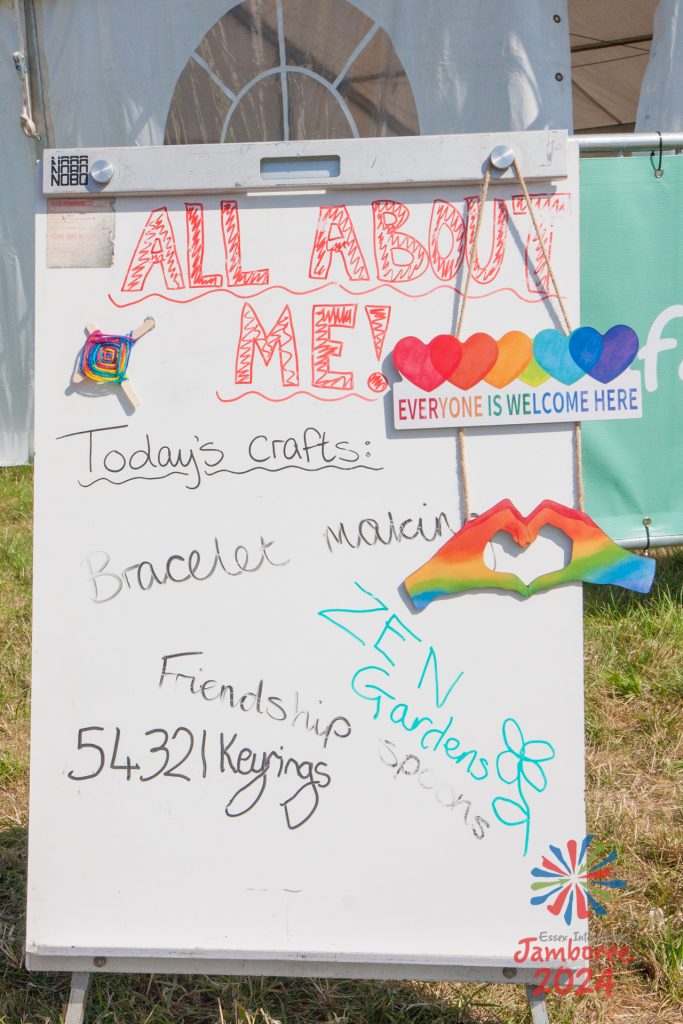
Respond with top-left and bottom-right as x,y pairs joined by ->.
455,164 -> 491,340
12,0 -> 40,139
455,155 -> 584,519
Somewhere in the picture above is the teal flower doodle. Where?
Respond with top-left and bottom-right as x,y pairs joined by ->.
493,717 -> 556,856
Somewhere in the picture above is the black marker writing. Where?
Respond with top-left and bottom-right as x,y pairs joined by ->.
378,739 -> 490,841
158,652 -> 352,749
324,506 -> 454,553
67,723 -> 332,830
57,423 -> 381,489
86,534 -> 289,603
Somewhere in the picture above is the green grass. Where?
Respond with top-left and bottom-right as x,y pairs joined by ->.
0,466 -> 32,721
0,752 -> 27,785
1,466 -> 682,1023
582,549 -> 683,1013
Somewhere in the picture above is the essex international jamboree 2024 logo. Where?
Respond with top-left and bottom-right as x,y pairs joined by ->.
531,834 -> 626,926
515,835 -> 630,1000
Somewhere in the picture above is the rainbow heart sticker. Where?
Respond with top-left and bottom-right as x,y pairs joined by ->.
569,324 -> 639,384
428,334 -> 463,381
518,355 -> 550,388
447,332 -> 499,390
391,324 -> 639,392
533,329 -> 585,385
484,331 -> 533,389
392,335 -> 458,392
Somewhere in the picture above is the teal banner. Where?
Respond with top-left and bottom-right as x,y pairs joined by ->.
581,154 -> 683,545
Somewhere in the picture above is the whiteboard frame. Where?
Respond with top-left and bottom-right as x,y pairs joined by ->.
26,947 -> 544,983
41,131 -> 567,196
30,132 -> 579,981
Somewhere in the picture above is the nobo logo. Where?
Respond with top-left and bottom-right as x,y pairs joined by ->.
50,154 -> 89,187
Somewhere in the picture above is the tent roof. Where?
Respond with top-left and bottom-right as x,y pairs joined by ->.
570,0 -> 659,132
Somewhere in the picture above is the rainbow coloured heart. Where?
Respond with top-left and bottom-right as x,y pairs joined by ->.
391,325 -> 639,392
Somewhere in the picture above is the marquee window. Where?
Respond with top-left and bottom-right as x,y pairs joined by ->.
165,0 -> 420,144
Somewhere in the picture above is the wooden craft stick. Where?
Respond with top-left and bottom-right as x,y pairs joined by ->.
131,317 -> 155,342
121,379 -> 141,408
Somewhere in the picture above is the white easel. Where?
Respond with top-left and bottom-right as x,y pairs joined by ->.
32,131 -> 580,1024
63,972 -> 549,1023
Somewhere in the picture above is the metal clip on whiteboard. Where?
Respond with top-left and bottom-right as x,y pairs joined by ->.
90,159 -> 115,186
490,145 -> 515,170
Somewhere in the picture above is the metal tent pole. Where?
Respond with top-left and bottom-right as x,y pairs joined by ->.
571,132 -> 683,153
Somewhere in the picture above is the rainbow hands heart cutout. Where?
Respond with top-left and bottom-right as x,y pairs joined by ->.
404,498 -> 656,605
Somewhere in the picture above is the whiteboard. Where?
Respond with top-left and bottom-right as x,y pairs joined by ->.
27,134 -> 585,977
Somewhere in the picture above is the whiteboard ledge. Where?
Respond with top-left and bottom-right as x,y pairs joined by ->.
25,947 -> 558,982
41,131 -> 568,196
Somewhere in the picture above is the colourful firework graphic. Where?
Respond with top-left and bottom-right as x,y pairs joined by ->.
530,835 -> 626,926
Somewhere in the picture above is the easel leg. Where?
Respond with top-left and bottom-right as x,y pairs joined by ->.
526,983 -> 550,1024
65,972 -> 91,1024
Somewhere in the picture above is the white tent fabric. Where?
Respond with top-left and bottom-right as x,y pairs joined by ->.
637,0 -> 683,131
35,0 -> 573,146
0,1 -> 37,464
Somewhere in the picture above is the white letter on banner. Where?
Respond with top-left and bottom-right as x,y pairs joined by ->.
639,305 -> 683,392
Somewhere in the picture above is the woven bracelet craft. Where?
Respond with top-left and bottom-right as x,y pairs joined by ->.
72,317 -> 155,408
79,330 -> 135,384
